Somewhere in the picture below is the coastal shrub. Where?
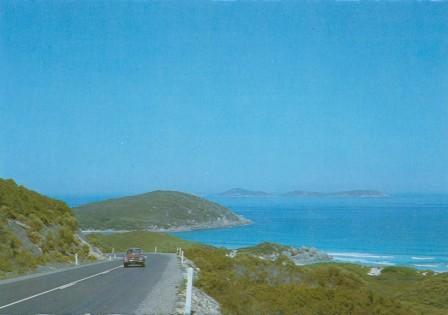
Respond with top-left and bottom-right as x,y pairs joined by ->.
28,213 -> 44,231
42,232 -> 56,253
58,226 -> 75,243
72,229 -> 448,314
0,179 -> 76,227
184,245 -> 448,315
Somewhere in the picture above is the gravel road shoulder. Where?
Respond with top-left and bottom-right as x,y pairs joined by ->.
136,253 -> 183,315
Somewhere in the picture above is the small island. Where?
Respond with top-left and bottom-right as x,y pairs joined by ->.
218,188 -> 271,197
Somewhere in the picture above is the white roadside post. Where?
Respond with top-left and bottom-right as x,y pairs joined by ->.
181,250 -> 184,264
155,246 -> 157,253
184,267 -> 194,315
75,253 -> 79,265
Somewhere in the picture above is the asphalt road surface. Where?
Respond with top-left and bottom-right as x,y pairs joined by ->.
0,253 -> 181,315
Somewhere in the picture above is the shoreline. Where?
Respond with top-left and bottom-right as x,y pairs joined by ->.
81,225 -> 448,273
81,218 -> 252,234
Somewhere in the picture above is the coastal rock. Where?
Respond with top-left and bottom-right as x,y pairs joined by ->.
7,220 -> 43,257
237,242 -> 332,265
368,267 -> 383,276
288,247 -> 332,265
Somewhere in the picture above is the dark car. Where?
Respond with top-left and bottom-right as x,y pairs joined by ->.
123,248 -> 146,267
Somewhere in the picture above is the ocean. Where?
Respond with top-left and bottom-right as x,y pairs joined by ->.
172,194 -> 448,272
63,193 -> 448,272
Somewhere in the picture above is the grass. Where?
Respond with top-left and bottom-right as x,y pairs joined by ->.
86,230 -> 199,253
74,190 -> 244,230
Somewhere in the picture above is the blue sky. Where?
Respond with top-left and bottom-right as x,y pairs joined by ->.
1,1 -> 447,195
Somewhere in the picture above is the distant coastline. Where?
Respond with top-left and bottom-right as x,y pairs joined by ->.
81,217 -> 252,234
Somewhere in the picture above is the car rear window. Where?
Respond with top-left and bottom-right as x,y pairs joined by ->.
127,248 -> 142,254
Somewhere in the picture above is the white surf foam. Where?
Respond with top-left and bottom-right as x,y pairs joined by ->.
413,264 -> 439,268
329,252 -> 394,259
411,256 -> 435,260
376,261 -> 395,266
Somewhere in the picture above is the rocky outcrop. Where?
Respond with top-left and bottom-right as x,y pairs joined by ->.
236,242 -> 332,265
285,247 -> 332,265
7,220 -> 43,257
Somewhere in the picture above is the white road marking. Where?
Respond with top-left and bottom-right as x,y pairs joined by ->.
58,283 -> 76,290
0,265 -> 122,310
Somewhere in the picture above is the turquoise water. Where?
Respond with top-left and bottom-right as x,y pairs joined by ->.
173,195 -> 448,272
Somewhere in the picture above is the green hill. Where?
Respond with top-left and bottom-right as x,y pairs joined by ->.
74,190 -> 249,231
0,178 -> 97,278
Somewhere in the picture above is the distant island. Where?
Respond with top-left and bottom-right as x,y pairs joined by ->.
74,190 -> 250,231
218,188 -> 387,198
219,188 -> 271,197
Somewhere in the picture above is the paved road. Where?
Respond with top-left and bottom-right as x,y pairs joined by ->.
0,253 -> 182,315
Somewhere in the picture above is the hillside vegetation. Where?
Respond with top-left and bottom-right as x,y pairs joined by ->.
87,231 -> 448,314
74,190 -> 249,231
0,178 -> 96,278
185,246 -> 448,315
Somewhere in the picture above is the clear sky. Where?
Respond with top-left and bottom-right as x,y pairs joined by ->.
1,1 -> 447,196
